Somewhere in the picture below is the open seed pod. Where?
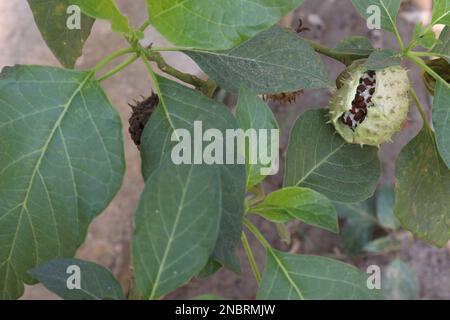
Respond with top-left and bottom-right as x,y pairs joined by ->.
329,62 -> 410,146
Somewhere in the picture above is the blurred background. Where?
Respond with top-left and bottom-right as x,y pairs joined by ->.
1,0 -> 449,299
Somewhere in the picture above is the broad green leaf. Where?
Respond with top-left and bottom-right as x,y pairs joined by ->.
27,0 -> 95,68
394,129 -> 450,247
147,0 -> 304,50
140,77 -> 246,272
351,0 -> 401,33
0,65 -> 124,299
29,258 -> 124,300
363,49 -> 401,70
432,0 -> 450,26
70,0 -> 133,37
334,36 -> 375,61
334,199 -> 377,255
187,26 -> 330,94
376,186 -> 400,229
257,250 -> 380,300
236,86 -> 279,188
252,187 -> 339,233
132,160 -> 222,300
382,260 -> 420,300
284,109 -> 380,203
434,26 -> 450,62
433,81 -> 450,169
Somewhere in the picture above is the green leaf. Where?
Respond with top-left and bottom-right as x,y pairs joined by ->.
0,65 -> 125,299
187,26 -> 330,94
382,260 -> 420,300
363,49 -> 401,70
257,250 -> 380,299
140,77 -> 246,272
70,0 -> 133,37
27,0 -> 95,68
236,86 -> 279,188
252,187 -> 339,233
132,160 -> 222,300
284,109 -> 380,203
432,0 -> 450,26
434,26 -> 450,63
351,0 -> 401,33
413,23 -> 438,49
334,36 -> 375,61
376,186 -> 400,229
29,259 -> 124,300
433,81 -> 450,169
394,129 -> 450,247
147,0 -> 305,50
334,200 -> 377,255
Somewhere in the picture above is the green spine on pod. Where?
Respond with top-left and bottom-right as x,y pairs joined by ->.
329,62 -> 410,147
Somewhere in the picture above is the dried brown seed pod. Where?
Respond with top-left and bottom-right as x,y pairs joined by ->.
128,93 -> 159,149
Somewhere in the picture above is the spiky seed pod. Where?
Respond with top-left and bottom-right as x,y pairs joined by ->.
128,93 -> 159,148
329,63 -> 410,146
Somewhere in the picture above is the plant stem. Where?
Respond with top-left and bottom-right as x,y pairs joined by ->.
409,87 -> 431,131
92,48 -> 135,74
145,49 -> 215,94
241,232 -> 262,284
139,52 -> 178,135
97,54 -> 139,82
243,218 -> 272,250
243,218 -> 305,299
407,53 -> 450,90
139,19 -> 152,32
410,51 -> 449,60
304,39 -> 357,65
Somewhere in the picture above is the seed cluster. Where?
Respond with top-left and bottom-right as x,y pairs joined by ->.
341,70 -> 376,130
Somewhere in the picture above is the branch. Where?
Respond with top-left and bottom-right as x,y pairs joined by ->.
145,49 -> 216,95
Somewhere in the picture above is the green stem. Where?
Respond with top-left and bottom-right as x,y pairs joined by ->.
241,232 -> 262,284
243,218 -> 305,299
410,51 -> 449,60
97,54 -> 139,82
139,52 -> 178,135
304,39 -> 357,65
145,49 -> 212,92
407,53 -> 450,90
92,48 -> 135,74
409,87 -> 431,131
243,218 -> 271,250
139,19 -> 152,32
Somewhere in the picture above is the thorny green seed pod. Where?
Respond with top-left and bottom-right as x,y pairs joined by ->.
329,63 -> 410,147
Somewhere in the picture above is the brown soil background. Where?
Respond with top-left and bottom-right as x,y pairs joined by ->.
1,0 -> 449,299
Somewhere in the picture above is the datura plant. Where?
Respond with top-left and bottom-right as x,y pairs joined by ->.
0,0 -> 449,301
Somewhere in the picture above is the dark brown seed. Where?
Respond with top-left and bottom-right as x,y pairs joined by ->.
369,88 -> 375,95
357,85 -> 366,92
354,111 -> 366,121
355,96 -> 365,103
363,78 -> 373,86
